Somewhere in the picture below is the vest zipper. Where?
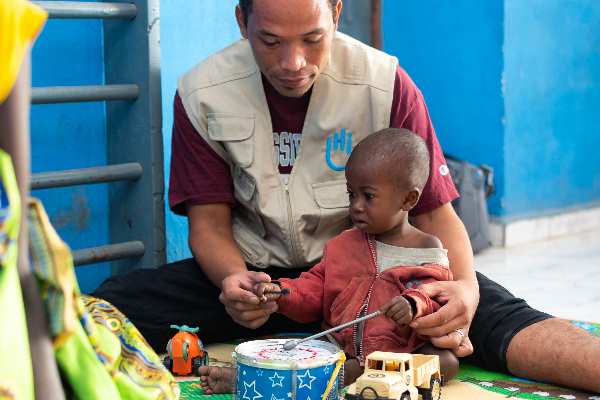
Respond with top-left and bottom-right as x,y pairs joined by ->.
353,236 -> 380,364
283,184 -> 302,267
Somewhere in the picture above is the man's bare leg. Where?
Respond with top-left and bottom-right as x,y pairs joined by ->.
506,318 -> 600,393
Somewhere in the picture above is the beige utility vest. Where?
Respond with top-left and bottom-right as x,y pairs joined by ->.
178,32 -> 397,268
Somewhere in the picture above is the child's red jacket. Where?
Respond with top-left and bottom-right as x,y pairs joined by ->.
277,228 -> 452,359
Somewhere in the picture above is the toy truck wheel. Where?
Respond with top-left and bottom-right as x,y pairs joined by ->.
344,393 -> 361,400
162,355 -> 172,372
357,386 -> 382,400
421,377 -> 441,400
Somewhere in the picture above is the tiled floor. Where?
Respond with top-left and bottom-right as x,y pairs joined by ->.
475,228 -> 600,322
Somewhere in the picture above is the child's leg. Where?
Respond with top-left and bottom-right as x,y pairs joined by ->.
344,357 -> 363,386
419,343 -> 459,383
197,365 -> 236,394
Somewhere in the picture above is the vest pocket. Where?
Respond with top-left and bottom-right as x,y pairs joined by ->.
232,219 -> 270,268
232,166 -> 266,238
231,158 -> 268,266
313,180 -> 350,208
311,179 -> 350,236
207,113 -> 255,168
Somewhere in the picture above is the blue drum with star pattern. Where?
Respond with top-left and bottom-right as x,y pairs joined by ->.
233,339 -> 345,400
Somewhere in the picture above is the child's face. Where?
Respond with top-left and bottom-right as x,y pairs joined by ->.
346,165 -> 409,237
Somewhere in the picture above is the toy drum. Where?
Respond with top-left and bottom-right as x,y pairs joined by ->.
233,339 -> 345,400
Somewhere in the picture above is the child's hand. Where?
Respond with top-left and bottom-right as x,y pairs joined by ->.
254,282 -> 285,303
380,295 -> 414,326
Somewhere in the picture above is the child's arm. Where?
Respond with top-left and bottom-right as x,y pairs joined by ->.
276,262 -> 327,323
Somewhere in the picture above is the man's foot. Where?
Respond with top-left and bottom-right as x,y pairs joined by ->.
197,365 -> 236,394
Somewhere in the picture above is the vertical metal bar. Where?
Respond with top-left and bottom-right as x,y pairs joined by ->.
104,0 -> 165,274
371,0 -> 382,49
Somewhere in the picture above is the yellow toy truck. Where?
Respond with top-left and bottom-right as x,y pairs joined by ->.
346,351 -> 442,400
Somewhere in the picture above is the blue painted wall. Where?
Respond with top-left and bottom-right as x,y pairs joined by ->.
503,0 -> 600,219
160,0 -> 241,262
382,0 -> 506,215
383,0 -> 600,219
31,16 -> 110,293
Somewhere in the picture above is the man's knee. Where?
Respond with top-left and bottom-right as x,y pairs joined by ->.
467,272 -> 552,372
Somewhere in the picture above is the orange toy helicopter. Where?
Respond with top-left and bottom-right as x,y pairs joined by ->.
162,324 -> 209,376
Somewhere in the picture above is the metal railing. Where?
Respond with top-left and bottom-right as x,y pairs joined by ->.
31,0 -> 164,271
33,1 -> 137,19
73,241 -> 145,266
31,163 -> 142,189
31,84 -> 139,104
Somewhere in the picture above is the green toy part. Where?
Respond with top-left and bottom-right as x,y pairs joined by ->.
170,324 -> 199,333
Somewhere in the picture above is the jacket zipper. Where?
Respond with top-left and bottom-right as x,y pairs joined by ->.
353,235 -> 380,364
283,183 -> 302,267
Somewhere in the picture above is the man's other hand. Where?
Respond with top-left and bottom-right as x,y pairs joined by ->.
410,279 -> 478,357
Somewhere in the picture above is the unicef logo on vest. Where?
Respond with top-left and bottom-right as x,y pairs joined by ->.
325,128 -> 353,171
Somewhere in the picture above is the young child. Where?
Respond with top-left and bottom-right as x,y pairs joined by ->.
199,128 -> 470,393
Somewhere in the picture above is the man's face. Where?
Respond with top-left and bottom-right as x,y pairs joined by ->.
237,0 -> 341,98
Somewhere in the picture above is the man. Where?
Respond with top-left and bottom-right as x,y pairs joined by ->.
94,0 -> 600,392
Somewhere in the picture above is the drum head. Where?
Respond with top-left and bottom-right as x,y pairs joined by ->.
234,339 -> 342,370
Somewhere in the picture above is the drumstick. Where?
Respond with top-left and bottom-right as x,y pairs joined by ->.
282,310 -> 382,351
258,287 -> 290,303
266,288 -> 290,295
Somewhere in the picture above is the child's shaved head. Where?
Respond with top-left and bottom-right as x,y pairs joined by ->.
346,128 -> 430,192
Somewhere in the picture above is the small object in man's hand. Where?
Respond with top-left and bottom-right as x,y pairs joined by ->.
256,283 -> 289,303
268,288 -> 290,296
260,287 -> 289,301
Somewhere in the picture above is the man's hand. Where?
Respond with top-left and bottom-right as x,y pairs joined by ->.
380,295 -> 414,326
410,279 -> 478,357
219,271 -> 278,329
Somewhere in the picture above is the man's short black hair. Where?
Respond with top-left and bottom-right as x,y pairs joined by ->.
239,0 -> 339,25
346,128 -> 431,192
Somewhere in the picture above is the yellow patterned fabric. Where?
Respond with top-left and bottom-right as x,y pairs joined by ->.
0,151 -> 34,400
28,199 -> 180,399
0,0 -> 47,102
